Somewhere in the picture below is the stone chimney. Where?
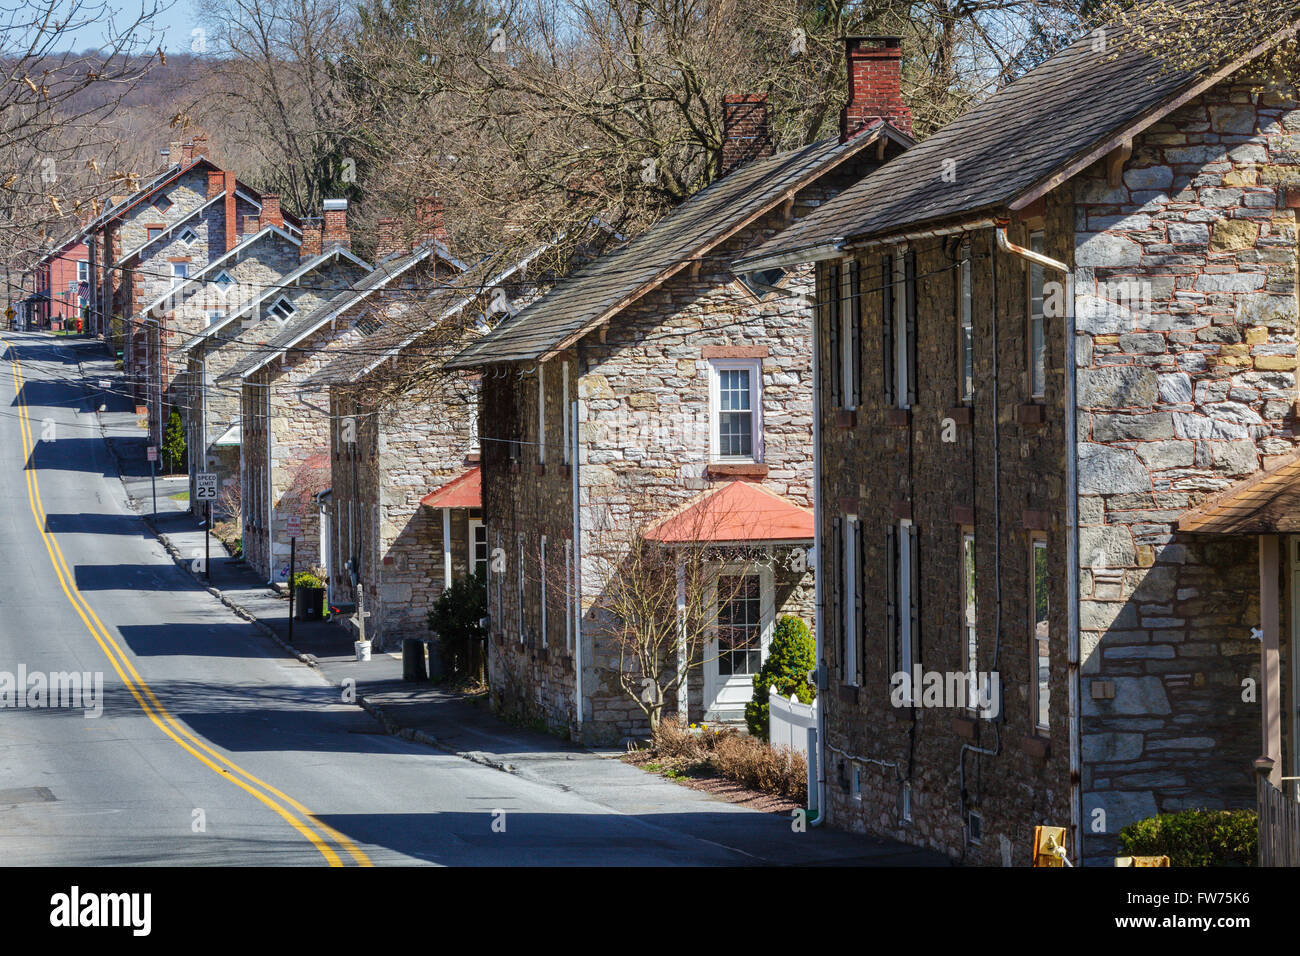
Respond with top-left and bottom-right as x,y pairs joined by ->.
300,217 -> 322,260
840,36 -> 912,142
374,217 -> 404,260
260,194 -> 283,229
322,198 -> 350,252
719,94 -> 773,178
412,197 -> 448,251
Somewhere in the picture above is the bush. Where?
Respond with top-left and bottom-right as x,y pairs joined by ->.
712,733 -> 808,802
1118,809 -> 1257,866
428,570 -> 487,681
745,615 -> 816,740
291,571 -> 324,590
162,409 -> 186,473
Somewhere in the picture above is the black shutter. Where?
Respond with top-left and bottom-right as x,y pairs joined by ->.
855,518 -> 866,685
849,260 -> 862,408
832,517 -> 843,674
882,254 -> 895,406
905,249 -> 918,408
827,264 -> 841,408
885,522 -> 898,679
908,522 -> 920,671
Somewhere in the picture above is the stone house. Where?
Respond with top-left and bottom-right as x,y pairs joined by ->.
221,213 -> 463,584
447,45 -> 913,744
308,246 -> 556,650
737,12 -> 1300,864
171,199 -> 370,517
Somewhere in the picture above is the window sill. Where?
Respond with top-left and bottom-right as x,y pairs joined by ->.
706,462 -> 768,477
946,405 -> 973,425
1017,403 -> 1045,424
886,408 -> 910,427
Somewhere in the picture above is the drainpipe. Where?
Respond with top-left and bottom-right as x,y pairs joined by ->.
810,277 -> 827,827
571,357 -> 584,739
994,218 -> 1080,864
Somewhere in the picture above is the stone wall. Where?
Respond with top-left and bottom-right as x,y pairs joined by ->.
1072,75 -> 1299,861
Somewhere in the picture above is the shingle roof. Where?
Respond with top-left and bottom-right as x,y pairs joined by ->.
1178,451 -> 1300,534
447,122 -> 910,368
737,2 -> 1300,266
219,241 -> 450,381
644,481 -> 814,543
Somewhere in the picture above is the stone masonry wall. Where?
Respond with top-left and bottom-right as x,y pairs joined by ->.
1073,75 -> 1299,862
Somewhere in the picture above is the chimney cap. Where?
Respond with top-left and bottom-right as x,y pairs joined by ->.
322,198 -> 348,211
844,35 -> 903,46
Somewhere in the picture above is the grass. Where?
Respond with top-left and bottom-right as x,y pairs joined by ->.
168,491 -> 189,501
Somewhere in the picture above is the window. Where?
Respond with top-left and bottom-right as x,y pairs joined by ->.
1031,537 -> 1050,733
889,519 -> 918,701
901,782 -> 912,823
494,529 -> 503,631
354,313 -> 383,336
179,227 -> 198,246
561,361 -> 570,466
517,532 -> 526,644
153,196 -> 172,214
205,310 -> 224,328
469,519 -> 487,579
268,296 -> 296,322
213,270 -> 234,293
738,267 -> 787,298
77,261 -> 88,283
1028,230 -> 1046,398
564,538 -> 574,651
851,764 -> 862,801
709,359 -> 761,462
958,241 -> 973,402
540,535 -> 548,647
716,574 -> 762,677
537,363 -> 546,465
894,249 -> 916,408
961,530 -> 977,711
147,227 -> 163,242
838,260 -> 860,409
841,516 -> 860,684
171,262 -> 187,287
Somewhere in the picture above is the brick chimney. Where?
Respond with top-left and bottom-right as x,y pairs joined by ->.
260,194 -> 283,229
206,169 -> 225,200
840,36 -> 912,142
300,217 -> 322,260
412,197 -> 447,251
374,217 -> 404,260
322,199 -> 350,252
719,94 -> 773,178
191,134 -> 210,160
242,214 -> 260,236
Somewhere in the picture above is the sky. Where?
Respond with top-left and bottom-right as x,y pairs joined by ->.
38,0 -> 211,56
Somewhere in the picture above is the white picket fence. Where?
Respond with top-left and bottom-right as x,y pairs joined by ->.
769,685 -> 815,756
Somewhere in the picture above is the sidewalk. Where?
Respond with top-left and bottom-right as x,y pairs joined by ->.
70,337 -> 949,866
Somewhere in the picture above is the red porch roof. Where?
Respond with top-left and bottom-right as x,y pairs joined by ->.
420,467 -> 482,510
644,481 -> 813,544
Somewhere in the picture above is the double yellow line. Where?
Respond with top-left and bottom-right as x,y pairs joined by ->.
2,336 -> 371,867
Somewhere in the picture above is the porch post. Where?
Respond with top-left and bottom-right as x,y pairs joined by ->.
442,507 -> 452,588
1260,534 -> 1281,786
676,555 -> 688,721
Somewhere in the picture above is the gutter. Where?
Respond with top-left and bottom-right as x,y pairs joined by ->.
994,217 -> 1079,863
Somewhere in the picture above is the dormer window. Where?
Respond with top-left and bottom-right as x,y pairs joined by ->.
268,296 -> 296,322
179,227 -> 198,246
354,313 -> 383,336
153,196 -> 172,214
738,267 -> 787,298
213,270 -> 234,293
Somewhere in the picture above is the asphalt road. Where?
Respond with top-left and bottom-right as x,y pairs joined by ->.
0,332 -> 929,868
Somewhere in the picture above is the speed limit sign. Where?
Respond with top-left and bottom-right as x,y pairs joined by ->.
195,473 -> 218,501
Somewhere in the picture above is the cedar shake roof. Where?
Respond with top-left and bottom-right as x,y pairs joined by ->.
643,481 -> 814,544
1177,452 -> 1300,534
447,121 -> 911,368
736,1 -> 1300,267
420,467 -> 482,510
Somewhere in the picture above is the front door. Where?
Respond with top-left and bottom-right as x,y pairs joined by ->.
704,569 -> 773,720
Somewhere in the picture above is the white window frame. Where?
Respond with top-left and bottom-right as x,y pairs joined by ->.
898,518 -> 914,702
77,260 -> 89,283
268,296 -> 296,322
842,515 -> 858,686
213,270 -> 234,293
894,248 -> 910,410
517,532 -> 525,644
1029,230 -> 1046,399
958,241 -> 973,403
839,263 -> 856,410
171,261 -> 188,287
1031,536 -> 1050,734
179,227 -> 198,246
540,535 -> 548,646
469,518 -> 486,579
537,363 -> 546,465
708,358 -> 763,463
561,361 -> 570,466
961,530 -> 977,712
564,538 -> 573,651
206,310 -> 224,328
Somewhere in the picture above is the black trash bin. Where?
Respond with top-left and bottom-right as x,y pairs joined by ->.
402,638 -> 428,682
295,587 -> 325,621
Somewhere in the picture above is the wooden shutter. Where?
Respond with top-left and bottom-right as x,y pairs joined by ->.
849,260 -> 862,407
832,517 -> 843,673
882,254 -> 895,406
885,522 -> 898,678
905,249 -> 918,407
908,522 -> 921,669
827,264 -> 841,408
855,518 -> 866,684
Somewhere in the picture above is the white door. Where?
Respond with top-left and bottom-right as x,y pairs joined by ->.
321,507 -> 332,605
704,568 -> 773,720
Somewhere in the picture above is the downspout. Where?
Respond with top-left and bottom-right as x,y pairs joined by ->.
810,274 -> 827,827
995,219 -> 1080,864
571,375 -> 584,738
